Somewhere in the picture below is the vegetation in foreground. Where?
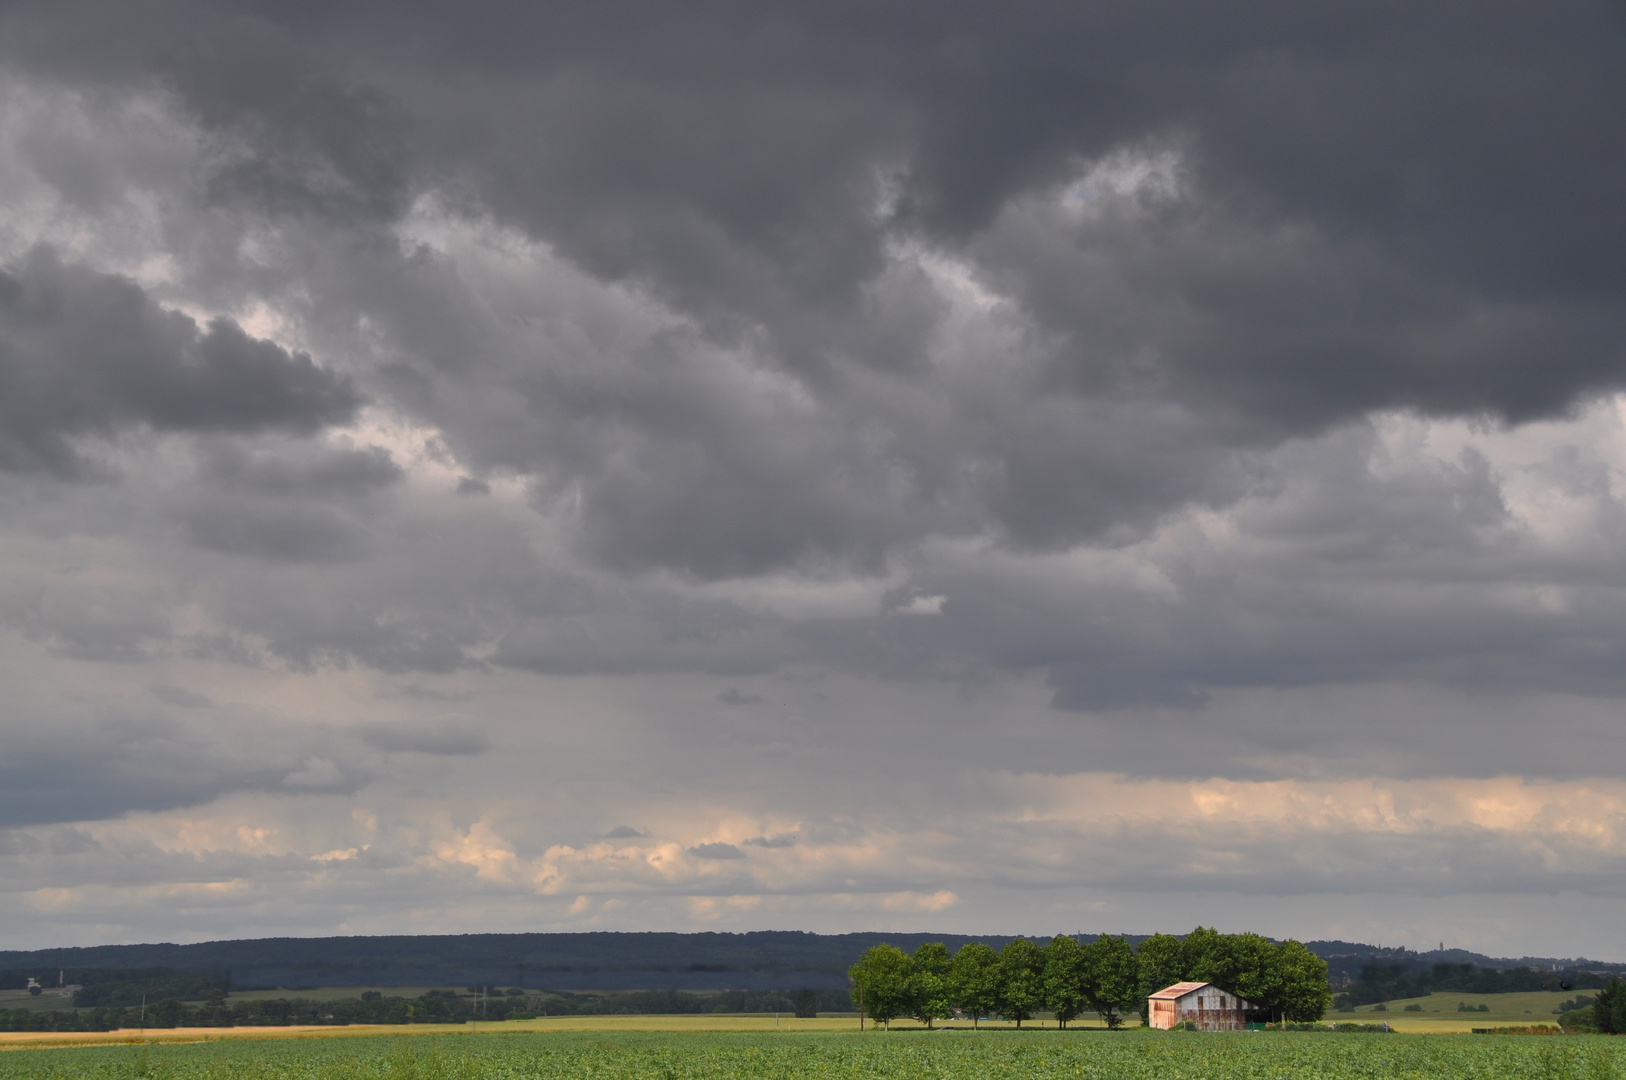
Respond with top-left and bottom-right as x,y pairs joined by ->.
4,1029 -> 1626,1080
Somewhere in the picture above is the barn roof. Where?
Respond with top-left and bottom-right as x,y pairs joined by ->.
1148,981 -> 1211,1000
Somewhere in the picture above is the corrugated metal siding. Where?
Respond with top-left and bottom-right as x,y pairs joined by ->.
1148,983 -> 1251,1031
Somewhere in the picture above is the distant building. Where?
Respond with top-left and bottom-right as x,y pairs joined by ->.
1147,981 -> 1253,1031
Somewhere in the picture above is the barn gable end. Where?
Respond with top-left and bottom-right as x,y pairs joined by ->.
1146,981 -> 1254,1031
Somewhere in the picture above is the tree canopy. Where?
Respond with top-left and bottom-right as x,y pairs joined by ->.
848,927 -> 1331,1029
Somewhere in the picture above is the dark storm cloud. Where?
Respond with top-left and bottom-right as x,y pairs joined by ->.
0,248 -> 360,476
0,0 -> 1618,578
295,0 -> 1626,422
0,1 -> 1619,715
0,711 -> 368,827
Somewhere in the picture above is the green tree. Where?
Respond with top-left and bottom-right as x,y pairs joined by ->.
1223,932 -> 1281,1009
1135,932 -> 1186,1023
1081,934 -> 1140,1029
907,942 -> 953,1029
1181,926 -> 1240,990
1042,934 -> 1087,1029
1275,939 -> 1332,1023
1590,977 -> 1625,1035
848,944 -> 912,1029
997,937 -> 1046,1029
949,942 -> 1001,1029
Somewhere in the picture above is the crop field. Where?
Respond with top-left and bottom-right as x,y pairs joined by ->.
1,1029 -> 1624,1080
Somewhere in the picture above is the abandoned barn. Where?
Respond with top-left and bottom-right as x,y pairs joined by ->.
1146,981 -> 1254,1030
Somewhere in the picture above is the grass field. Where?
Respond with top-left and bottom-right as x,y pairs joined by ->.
0,1028 -> 1622,1080
1336,990 -> 1587,1031
0,991 -> 76,1015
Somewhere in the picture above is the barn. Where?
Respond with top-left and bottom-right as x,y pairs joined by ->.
1146,981 -> 1254,1030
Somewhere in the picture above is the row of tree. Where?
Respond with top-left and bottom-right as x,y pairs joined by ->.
847,928 -> 1331,1029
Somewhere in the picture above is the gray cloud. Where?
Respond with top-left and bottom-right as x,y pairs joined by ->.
0,710 -> 369,828
150,684 -> 211,708
0,248 -> 361,476
355,720 -> 490,756
688,842 -> 746,860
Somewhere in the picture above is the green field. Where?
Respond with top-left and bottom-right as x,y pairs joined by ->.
1341,990 -> 1588,1027
0,992 -> 76,1015
1,1029 -> 1623,1079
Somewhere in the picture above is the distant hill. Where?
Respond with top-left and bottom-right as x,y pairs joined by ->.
1,932 -> 1619,992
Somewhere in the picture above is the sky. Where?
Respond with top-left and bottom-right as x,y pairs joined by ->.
0,0 -> 1624,960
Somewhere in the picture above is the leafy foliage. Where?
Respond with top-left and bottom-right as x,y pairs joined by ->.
996,938 -> 1047,1028
1042,935 -> 1088,1028
906,943 -> 952,1029
847,944 -> 912,1027
1592,978 -> 1626,1035
851,928 -> 1331,1029
948,942 -> 1001,1028
1081,934 -> 1141,1029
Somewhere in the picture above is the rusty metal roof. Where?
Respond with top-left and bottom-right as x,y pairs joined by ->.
1148,981 -> 1211,1000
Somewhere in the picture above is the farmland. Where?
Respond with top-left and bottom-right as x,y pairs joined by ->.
1338,990 -> 1586,1030
1,1028 -> 1622,1079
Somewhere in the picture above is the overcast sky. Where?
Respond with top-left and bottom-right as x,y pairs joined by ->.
1,0 -> 1624,960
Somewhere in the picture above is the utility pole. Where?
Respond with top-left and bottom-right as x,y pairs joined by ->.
140,993 -> 146,1039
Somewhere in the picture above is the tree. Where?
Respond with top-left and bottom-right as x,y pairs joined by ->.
1081,934 -> 1140,1029
848,944 -> 912,1029
1181,926 -> 1240,991
949,942 -> 1001,1029
1590,977 -> 1625,1035
997,937 -> 1046,1029
1043,934 -> 1087,1029
1223,932 -> 1282,1013
907,942 -> 953,1029
1275,939 -> 1332,1023
1135,933 -> 1186,1023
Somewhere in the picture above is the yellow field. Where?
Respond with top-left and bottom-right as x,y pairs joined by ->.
0,1015 -> 867,1051
0,1012 -> 1143,1051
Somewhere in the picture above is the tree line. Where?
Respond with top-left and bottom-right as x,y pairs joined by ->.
847,928 -> 1331,1029
0,986 -> 858,1033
